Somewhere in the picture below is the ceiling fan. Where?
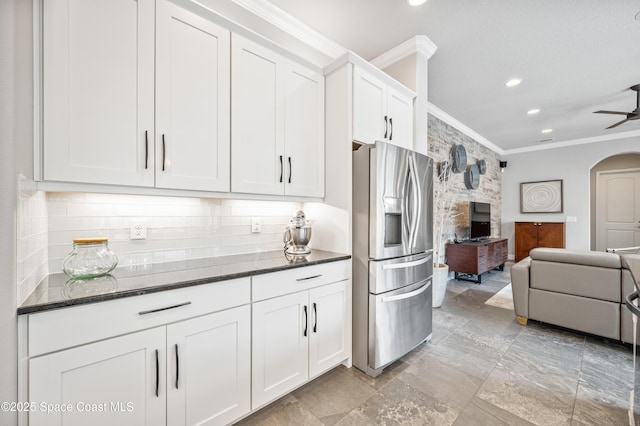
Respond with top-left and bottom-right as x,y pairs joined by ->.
594,84 -> 640,129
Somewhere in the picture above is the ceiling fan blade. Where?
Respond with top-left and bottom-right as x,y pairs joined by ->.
594,110 -> 628,115
606,118 -> 629,129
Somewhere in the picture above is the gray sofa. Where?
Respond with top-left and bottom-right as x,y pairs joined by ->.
511,247 -> 639,343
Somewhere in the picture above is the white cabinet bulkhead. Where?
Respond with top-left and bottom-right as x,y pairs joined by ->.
352,66 -> 414,150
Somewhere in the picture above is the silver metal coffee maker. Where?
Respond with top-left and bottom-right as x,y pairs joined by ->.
283,210 -> 312,255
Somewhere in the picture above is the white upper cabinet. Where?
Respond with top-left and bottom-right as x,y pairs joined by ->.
353,66 -> 414,150
231,34 -> 324,197
42,0 -> 231,191
43,0 -> 155,186
155,2 -> 231,192
231,35 -> 285,195
283,62 -> 325,197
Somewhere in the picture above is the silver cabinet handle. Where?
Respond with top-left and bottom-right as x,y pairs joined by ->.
382,281 -> 430,303
138,301 -> 191,315
296,274 -> 322,282
382,255 -> 431,270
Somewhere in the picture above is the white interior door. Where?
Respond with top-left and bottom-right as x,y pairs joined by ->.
596,169 -> 640,251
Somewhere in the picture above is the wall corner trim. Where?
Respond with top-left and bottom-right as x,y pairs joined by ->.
229,0 -> 347,59
428,103 -> 504,155
370,35 -> 438,69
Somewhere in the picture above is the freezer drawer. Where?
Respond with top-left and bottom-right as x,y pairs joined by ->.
369,251 -> 432,294
369,279 -> 432,370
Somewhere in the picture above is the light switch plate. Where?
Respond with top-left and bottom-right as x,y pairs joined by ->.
566,216 -> 577,223
251,217 -> 262,233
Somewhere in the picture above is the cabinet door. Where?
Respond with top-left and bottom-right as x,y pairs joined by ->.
231,34 -> 285,195
29,328 -> 165,426
156,1 -> 230,191
539,223 -> 565,249
283,63 -> 325,197
514,222 -> 539,262
43,0 -> 155,186
387,87 -> 414,150
167,305 -> 250,426
252,292 -> 309,409
353,67 -> 386,145
308,281 -> 349,378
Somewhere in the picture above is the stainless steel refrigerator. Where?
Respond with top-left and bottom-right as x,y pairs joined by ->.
352,140 -> 433,377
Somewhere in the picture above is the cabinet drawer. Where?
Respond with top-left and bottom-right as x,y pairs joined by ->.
28,278 -> 250,357
252,261 -> 350,302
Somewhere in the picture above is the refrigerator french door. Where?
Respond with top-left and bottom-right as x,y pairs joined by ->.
352,141 -> 433,377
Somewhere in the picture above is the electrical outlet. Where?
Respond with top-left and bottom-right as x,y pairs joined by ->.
251,217 -> 262,233
130,220 -> 147,240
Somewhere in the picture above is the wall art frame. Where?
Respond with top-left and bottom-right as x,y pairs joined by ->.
520,179 -> 563,213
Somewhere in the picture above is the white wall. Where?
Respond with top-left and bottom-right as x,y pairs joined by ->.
0,0 -> 29,422
501,135 -> 640,257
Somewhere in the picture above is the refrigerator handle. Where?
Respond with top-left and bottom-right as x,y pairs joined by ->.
382,254 -> 432,270
381,280 -> 431,303
406,155 -> 421,248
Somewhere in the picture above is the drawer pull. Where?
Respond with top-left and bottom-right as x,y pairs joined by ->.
138,301 -> 192,316
296,274 -> 322,282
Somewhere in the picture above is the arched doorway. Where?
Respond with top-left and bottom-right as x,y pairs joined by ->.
590,154 -> 640,251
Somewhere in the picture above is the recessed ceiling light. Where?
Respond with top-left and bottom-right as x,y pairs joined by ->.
541,128 -> 553,134
505,78 -> 522,88
407,0 -> 427,6
527,108 -> 540,115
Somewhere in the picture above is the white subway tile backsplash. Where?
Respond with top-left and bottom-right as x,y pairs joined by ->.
18,189 -> 304,303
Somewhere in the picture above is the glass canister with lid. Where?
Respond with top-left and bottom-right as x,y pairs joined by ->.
62,238 -> 118,279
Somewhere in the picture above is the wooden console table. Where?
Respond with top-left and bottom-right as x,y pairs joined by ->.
445,238 -> 508,284
514,222 -> 565,262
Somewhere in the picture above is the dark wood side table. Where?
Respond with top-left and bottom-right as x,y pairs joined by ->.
445,238 -> 508,284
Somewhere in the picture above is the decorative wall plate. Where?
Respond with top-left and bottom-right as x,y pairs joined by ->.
451,144 -> 467,173
477,159 -> 487,175
465,164 -> 480,189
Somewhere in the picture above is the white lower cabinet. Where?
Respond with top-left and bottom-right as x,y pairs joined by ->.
167,306 -> 251,426
251,279 -> 350,409
29,327 -> 166,426
23,262 -> 351,425
25,279 -> 252,426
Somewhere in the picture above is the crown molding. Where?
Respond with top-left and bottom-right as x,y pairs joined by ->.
370,35 -> 438,69
230,0 -> 346,59
503,129 -> 640,155
428,103 -> 504,155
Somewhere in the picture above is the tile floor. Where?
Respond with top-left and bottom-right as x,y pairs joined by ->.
237,264 -> 638,425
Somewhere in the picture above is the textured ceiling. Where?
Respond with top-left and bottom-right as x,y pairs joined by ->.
268,0 -> 640,152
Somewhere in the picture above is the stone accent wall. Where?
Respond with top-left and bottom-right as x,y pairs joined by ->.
428,114 -> 502,263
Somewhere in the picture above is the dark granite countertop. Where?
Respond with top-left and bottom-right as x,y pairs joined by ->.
19,250 -> 351,315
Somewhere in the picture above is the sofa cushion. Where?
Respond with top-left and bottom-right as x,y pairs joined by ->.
529,288 -> 620,340
530,248 -> 621,269
530,260 -> 621,302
